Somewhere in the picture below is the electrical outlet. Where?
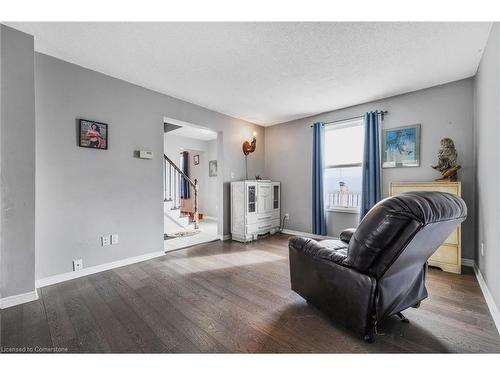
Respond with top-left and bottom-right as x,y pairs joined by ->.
101,235 -> 111,246
284,213 -> 290,220
481,242 -> 485,257
73,259 -> 83,271
111,234 -> 119,245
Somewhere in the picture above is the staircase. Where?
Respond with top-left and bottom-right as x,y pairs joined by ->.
164,154 -> 199,235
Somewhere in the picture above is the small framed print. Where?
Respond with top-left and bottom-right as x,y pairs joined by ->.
209,160 -> 217,177
79,119 -> 108,150
194,155 -> 200,165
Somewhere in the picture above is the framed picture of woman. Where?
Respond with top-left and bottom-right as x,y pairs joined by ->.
79,119 -> 108,150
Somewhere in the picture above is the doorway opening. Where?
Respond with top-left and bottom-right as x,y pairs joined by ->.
163,117 -> 220,251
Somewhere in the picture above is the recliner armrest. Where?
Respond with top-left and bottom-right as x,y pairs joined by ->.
289,237 -> 348,264
340,228 -> 356,243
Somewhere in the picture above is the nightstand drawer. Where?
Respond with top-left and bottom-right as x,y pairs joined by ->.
430,244 -> 458,265
247,219 -> 280,234
246,211 -> 280,225
444,228 -> 458,245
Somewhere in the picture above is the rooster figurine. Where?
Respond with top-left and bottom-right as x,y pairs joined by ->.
242,135 -> 256,155
242,133 -> 257,179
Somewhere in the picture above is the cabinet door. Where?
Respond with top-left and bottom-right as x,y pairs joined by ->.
272,183 -> 280,211
247,184 -> 257,214
258,183 -> 272,213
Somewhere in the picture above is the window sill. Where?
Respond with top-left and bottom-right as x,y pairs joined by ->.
326,206 -> 360,214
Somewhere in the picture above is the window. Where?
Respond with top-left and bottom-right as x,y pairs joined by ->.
324,119 -> 364,211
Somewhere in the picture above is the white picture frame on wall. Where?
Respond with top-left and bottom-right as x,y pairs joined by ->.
209,160 -> 217,177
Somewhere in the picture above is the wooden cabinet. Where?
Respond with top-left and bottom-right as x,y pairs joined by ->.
231,180 -> 281,242
389,181 -> 462,274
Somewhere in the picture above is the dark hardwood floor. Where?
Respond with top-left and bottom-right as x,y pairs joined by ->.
1,234 -> 499,353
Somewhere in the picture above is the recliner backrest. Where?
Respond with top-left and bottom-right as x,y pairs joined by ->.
342,191 -> 467,279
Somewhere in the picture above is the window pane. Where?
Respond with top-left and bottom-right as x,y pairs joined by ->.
324,166 -> 362,208
325,123 -> 364,166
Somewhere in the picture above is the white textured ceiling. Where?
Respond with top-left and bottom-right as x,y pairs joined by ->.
7,22 -> 492,126
166,125 -> 217,141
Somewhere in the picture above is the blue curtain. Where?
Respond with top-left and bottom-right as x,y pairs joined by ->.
180,151 -> 190,199
312,122 -> 327,235
361,112 -> 382,219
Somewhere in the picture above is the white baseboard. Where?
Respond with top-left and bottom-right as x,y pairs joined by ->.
0,290 -> 39,309
461,258 -> 475,267
281,229 -> 334,240
219,234 -> 231,241
473,264 -> 500,336
36,250 -> 166,288
203,216 -> 217,221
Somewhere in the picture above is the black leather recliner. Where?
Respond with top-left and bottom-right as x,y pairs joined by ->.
289,191 -> 467,342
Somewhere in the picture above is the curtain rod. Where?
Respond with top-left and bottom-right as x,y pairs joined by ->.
310,110 -> 388,127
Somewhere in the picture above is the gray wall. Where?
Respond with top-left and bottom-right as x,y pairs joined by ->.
473,24 -> 500,311
326,211 -> 360,238
35,52 -> 264,279
265,78 -> 475,259
0,26 -> 36,298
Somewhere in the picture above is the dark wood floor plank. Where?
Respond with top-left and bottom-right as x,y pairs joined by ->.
87,272 -> 169,353
111,267 -> 228,353
40,284 -> 78,347
0,305 -> 24,350
73,277 -> 144,353
99,270 -> 200,353
150,257 -> 306,352
21,299 -> 53,350
139,260 -> 286,353
57,280 -> 112,353
2,233 -> 500,353
159,259 -> 307,352
160,251 -> 401,353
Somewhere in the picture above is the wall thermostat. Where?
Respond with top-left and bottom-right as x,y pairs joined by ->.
139,150 -> 154,159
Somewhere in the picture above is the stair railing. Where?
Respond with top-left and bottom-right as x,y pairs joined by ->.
163,154 -> 199,229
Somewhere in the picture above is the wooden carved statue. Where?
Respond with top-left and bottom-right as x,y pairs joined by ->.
432,138 -> 461,181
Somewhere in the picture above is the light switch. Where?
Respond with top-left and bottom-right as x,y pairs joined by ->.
111,234 -> 119,244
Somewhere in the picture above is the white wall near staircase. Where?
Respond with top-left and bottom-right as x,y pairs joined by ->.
164,199 -> 189,234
